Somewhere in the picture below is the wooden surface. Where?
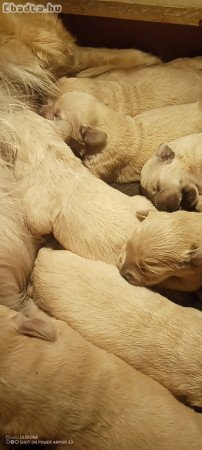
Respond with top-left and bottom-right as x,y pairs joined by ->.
61,0 -> 202,26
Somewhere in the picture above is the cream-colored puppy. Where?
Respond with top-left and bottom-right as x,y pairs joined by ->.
0,157 -> 56,339
1,108 -> 153,264
1,304 -> 202,450
0,159 -> 34,310
118,210 -> 202,292
48,65 -> 201,116
0,156 -> 56,339
43,91 -> 202,183
31,247 -> 202,407
141,133 -> 202,212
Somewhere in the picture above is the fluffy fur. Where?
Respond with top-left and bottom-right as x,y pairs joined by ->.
1,304 -> 202,449
0,156 -> 55,339
140,133 -> 202,212
52,64 -> 202,116
43,91 -> 202,183
118,210 -> 202,292
0,107 -> 154,264
31,247 -> 202,407
0,158 -> 35,309
0,13 -> 160,102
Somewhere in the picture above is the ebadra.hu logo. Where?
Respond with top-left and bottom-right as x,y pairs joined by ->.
2,2 -> 62,13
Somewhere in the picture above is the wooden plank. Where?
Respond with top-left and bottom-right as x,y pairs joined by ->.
60,0 -> 202,26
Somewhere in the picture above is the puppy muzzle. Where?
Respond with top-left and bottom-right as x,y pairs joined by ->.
154,190 -> 181,212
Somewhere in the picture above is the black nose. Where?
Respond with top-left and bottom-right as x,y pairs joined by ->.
154,192 -> 181,212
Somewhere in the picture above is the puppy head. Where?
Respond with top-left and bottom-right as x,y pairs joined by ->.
117,210 -> 201,287
41,91 -> 107,156
140,144 -> 198,211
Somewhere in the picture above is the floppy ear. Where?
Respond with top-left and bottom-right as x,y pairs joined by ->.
181,184 -> 199,210
157,144 -> 175,164
80,126 -> 107,148
136,210 -> 150,222
13,313 -> 56,341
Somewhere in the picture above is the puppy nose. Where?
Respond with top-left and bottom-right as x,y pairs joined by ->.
154,192 -> 180,212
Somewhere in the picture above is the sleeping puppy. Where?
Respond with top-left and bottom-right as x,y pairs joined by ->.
0,159 -> 34,310
118,210 -> 202,292
0,157 -> 55,339
45,65 -> 202,117
1,304 -> 202,450
42,91 -> 202,183
0,105 -> 153,264
140,133 -> 202,212
31,247 -> 202,407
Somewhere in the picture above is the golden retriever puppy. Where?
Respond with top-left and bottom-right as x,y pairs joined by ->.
48,66 -> 201,117
1,303 -> 202,450
118,210 -> 202,292
0,159 -> 35,310
0,157 -> 55,339
1,107 -> 153,264
43,91 -> 202,183
31,247 -> 202,406
140,133 -> 202,212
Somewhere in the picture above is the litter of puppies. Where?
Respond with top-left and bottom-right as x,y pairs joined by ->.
0,12 -> 202,450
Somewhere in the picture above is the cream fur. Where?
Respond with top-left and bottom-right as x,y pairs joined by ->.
31,247 -> 202,407
74,46 -> 161,77
141,133 -> 202,212
118,210 -> 202,292
0,154 -> 56,339
53,66 -> 202,116
95,57 -> 202,80
1,304 -> 202,449
0,158 -> 35,310
0,108 -> 154,264
0,13 -> 160,101
44,91 -> 202,183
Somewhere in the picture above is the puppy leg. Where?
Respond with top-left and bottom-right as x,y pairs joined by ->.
75,47 -> 161,77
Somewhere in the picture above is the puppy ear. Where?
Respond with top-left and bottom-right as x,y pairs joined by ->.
80,126 -> 107,148
13,313 -> 56,341
181,184 -> 199,210
136,210 -> 150,222
157,144 -> 175,164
